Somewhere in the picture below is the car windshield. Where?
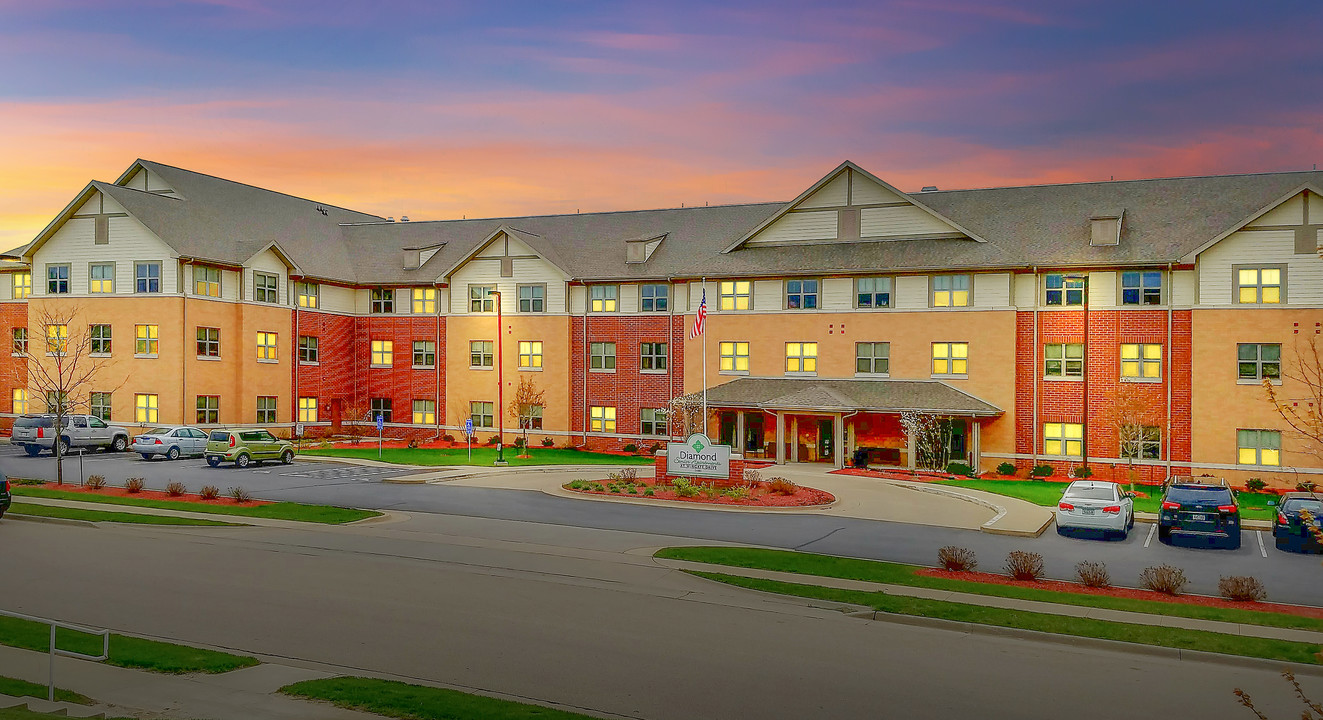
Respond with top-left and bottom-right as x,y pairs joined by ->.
1283,498 -> 1323,514
144,428 -> 172,435
209,431 -> 230,442
1165,486 -> 1233,504
1066,486 -> 1115,500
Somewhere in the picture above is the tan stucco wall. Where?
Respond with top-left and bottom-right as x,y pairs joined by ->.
445,314 -> 570,432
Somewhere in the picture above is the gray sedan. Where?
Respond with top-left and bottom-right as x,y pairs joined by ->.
132,426 -> 210,460
1055,480 -> 1135,538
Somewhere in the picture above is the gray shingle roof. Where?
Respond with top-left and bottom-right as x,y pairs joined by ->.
695,377 -> 1002,416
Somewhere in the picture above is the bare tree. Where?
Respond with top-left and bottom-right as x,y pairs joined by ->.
507,375 -> 546,455
343,397 -> 372,445
1106,383 -> 1166,491
900,411 -> 949,471
668,394 -> 709,438
1263,335 -> 1323,464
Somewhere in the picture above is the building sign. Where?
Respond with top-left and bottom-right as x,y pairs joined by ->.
667,433 -> 731,478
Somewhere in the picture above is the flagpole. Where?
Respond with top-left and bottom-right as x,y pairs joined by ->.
701,278 -> 708,434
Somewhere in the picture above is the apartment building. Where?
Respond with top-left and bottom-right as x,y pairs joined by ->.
2,159 -> 1320,486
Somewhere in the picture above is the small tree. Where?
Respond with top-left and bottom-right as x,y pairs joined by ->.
1107,383 -> 1165,491
507,375 -> 546,455
343,398 -> 372,445
668,394 -> 709,438
1263,335 -> 1323,464
900,411 -> 949,471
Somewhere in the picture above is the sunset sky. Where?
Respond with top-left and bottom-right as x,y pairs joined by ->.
2,0 -> 1321,250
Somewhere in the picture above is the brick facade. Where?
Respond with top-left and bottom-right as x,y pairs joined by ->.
570,312 -> 684,451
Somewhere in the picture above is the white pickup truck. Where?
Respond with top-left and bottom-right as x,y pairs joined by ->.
10,414 -> 131,456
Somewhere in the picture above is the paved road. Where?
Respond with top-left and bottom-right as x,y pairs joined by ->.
3,446 -> 1321,604
0,515 -> 1314,720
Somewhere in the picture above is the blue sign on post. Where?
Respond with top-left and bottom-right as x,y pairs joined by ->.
464,418 -> 474,436
376,414 -> 385,433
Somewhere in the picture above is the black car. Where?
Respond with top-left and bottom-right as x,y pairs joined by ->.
0,473 -> 10,519
1273,492 -> 1323,553
1158,479 -> 1241,549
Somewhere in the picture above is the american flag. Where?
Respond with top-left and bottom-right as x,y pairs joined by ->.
690,288 -> 707,339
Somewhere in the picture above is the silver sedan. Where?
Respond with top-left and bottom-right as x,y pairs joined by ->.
1056,480 -> 1135,538
132,426 -> 210,460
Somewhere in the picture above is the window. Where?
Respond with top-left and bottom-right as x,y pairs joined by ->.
196,395 -> 220,424
590,405 -> 617,433
470,340 -> 494,368
135,263 -> 160,293
720,342 -> 749,373
641,408 -> 667,436
45,391 -> 68,414
1121,271 -> 1162,305
1238,429 -> 1281,466
135,324 -> 158,356
298,397 -> 318,422
469,285 -> 495,313
12,389 -> 28,414
518,285 -> 545,313
519,341 -> 543,370
255,272 -> 279,303
1043,423 -> 1084,457
856,277 -> 891,309
785,279 -> 819,310
135,393 -> 159,423
413,288 -> 437,314
590,342 -> 616,370
413,340 -> 435,368
1044,343 -> 1084,378
1121,425 -> 1161,460
589,285 -> 617,312
719,281 -> 751,311
412,399 -> 436,425
256,331 -> 278,362
470,401 -> 494,429
640,284 -> 668,312
1045,274 -> 1085,306
932,275 -> 971,307
89,263 -> 114,293
90,324 -> 112,356
257,396 -> 277,424
11,328 -> 25,355
193,266 -> 220,297
1120,343 -> 1162,380
45,324 -> 68,355
196,327 -> 219,358
368,398 -> 392,423
370,339 -> 393,366
1238,343 -> 1281,381
298,335 -> 318,363
1236,266 -> 1284,304
640,342 -> 667,371
296,282 -> 319,308
932,342 -> 969,376
518,404 -> 544,430
12,272 -> 30,299
785,342 -> 818,374
47,264 -> 70,294
371,288 -> 395,313
855,342 -> 890,375
90,392 -> 111,422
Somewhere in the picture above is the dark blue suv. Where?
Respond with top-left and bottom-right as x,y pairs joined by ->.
1158,479 -> 1240,549
0,474 -> 10,519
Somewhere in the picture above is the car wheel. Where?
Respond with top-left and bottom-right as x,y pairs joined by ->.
1275,536 -> 1289,550
57,438 -> 70,456
281,450 -> 294,464
1126,511 -> 1134,531
1158,525 -> 1170,541
166,446 -> 180,461
235,454 -> 250,469
112,436 -> 128,452
141,453 -> 153,460
24,445 -> 40,457
206,456 -> 221,468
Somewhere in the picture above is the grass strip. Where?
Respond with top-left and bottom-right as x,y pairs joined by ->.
301,446 -> 654,466
0,616 -> 258,674
0,675 -> 92,705
8,502 -> 241,526
281,676 -> 598,719
0,709 -> 135,720
12,487 -> 379,524
934,479 -> 1276,521
691,571 -> 1323,665
655,546 -> 1323,632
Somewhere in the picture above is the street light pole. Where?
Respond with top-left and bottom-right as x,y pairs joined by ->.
492,289 -> 505,465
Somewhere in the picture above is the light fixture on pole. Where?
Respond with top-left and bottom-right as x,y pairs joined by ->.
491,289 -> 506,466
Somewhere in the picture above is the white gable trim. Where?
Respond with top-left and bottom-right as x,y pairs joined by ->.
1183,182 -> 1323,262
439,225 -> 572,282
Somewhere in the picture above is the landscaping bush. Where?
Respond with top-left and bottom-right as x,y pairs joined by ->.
199,485 -> 220,500
622,443 -> 639,453
513,437 -> 526,449
1030,464 -> 1054,479
1075,561 -> 1111,588
541,437 -> 555,447
1218,575 -> 1267,602
441,434 -> 456,442
672,478 -> 699,498
124,477 -> 145,494
1296,481 -> 1317,492
767,477 -> 798,495
945,461 -> 975,477
725,485 -> 751,500
486,435 -> 501,446
228,486 -> 253,503
936,546 -> 978,572
84,475 -> 107,491
1139,564 -> 1188,595
165,481 -> 186,497
1071,466 -> 1093,478
996,462 -> 1016,476
1004,551 -> 1045,581
744,469 -> 763,485
1244,477 -> 1266,492
648,442 -> 663,454
9,478 -> 44,485
643,489 -> 655,497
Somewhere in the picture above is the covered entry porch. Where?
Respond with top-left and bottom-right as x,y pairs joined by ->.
701,377 -> 1001,470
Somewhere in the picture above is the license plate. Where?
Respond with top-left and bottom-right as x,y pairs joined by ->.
1082,508 -> 1096,515
1191,513 -> 1208,521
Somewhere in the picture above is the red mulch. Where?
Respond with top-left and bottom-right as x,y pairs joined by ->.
916,568 -> 1323,619
565,478 -> 834,508
43,483 -> 273,507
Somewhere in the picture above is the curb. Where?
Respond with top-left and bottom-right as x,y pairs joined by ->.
3,512 -> 97,527
886,481 -> 1052,537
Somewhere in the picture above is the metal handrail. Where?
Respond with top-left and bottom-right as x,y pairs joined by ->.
0,608 -> 109,702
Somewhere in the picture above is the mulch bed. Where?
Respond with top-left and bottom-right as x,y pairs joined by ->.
35,484 -> 273,507
916,568 -> 1323,620
565,478 -> 834,508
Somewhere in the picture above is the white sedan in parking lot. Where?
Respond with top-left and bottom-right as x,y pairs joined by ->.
131,426 -> 210,460
1056,480 -> 1135,538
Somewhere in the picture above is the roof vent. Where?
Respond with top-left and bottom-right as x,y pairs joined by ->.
1089,210 -> 1124,246
401,216 -> 410,222
625,233 -> 667,264
921,186 -> 939,192
387,217 -> 395,223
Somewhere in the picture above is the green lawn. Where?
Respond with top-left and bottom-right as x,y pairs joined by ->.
935,479 -> 1276,521
0,709 -> 136,720
0,616 -> 258,674
8,502 -> 241,526
692,571 -> 1322,665
655,546 -> 1323,632
301,446 -> 655,466
11,487 -> 379,524
0,675 -> 92,705
281,676 -> 599,719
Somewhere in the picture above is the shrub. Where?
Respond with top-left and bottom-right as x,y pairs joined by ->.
672,478 -> 699,498
617,467 -> 639,482
1244,477 -> 1266,492
725,485 -> 751,500
84,475 -> 107,491
1218,575 -> 1267,602
945,461 -> 975,477
228,486 -> 253,503
1030,464 -> 1054,478
1296,481 -> 1317,492
441,434 -> 456,442
937,546 -> 978,572
486,435 -> 501,446
1075,561 -> 1111,588
199,485 -> 220,500
1071,466 -> 1093,478
165,481 -> 186,497
1004,551 -> 1045,581
513,437 -> 526,449
744,469 -> 763,485
648,442 -> 663,454
124,477 -> 145,494
1139,565 -> 1188,595
542,437 -> 555,447
643,489 -> 655,497
9,478 -> 45,486
767,477 -> 798,495
406,437 -> 420,449
622,443 -> 639,453
996,462 -> 1017,476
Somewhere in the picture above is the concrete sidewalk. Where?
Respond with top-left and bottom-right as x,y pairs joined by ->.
5,495 -> 400,529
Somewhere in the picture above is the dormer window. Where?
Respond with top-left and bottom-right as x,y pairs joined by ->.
1090,212 -> 1123,246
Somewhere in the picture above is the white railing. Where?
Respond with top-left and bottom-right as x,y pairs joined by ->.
0,608 -> 109,701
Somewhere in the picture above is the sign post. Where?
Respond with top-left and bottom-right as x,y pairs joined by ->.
376,414 -> 384,459
465,418 -> 474,462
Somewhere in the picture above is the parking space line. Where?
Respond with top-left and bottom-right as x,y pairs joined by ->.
1143,522 -> 1157,548
1256,530 -> 1267,558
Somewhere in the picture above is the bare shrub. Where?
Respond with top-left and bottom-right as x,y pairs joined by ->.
617,467 -> 638,481
198,485 -> 220,500
1139,565 -> 1188,595
1004,551 -> 1045,581
937,546 -> 978,572
124,477 -> 145,494
1218,575 -> 1267,602
165,481 -> 186,497
1075,561 -> 1111,588
84,475 -> 106,490
767,477 -> 798,495
743,469 -> 762,485
228,486 -> 253,503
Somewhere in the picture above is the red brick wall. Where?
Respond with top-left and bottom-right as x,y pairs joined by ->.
655,452 -> 746,487
571,313 -> 685,445
0,301 -> 26,432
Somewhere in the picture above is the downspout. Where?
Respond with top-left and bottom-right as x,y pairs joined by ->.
1081,273 -> 1090,470
293,277 -> 299,431
582,285 -> 589,446
667,278 -> 675,439
1165,262 -> 1174,481
1031,266 -> 1039,469
431,282 -> 443,441
180,259 -> 189,426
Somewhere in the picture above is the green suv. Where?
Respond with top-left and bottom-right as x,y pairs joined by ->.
205,429 -> 295,468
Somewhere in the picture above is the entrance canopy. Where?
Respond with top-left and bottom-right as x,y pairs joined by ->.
698,377 -> 1001,416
